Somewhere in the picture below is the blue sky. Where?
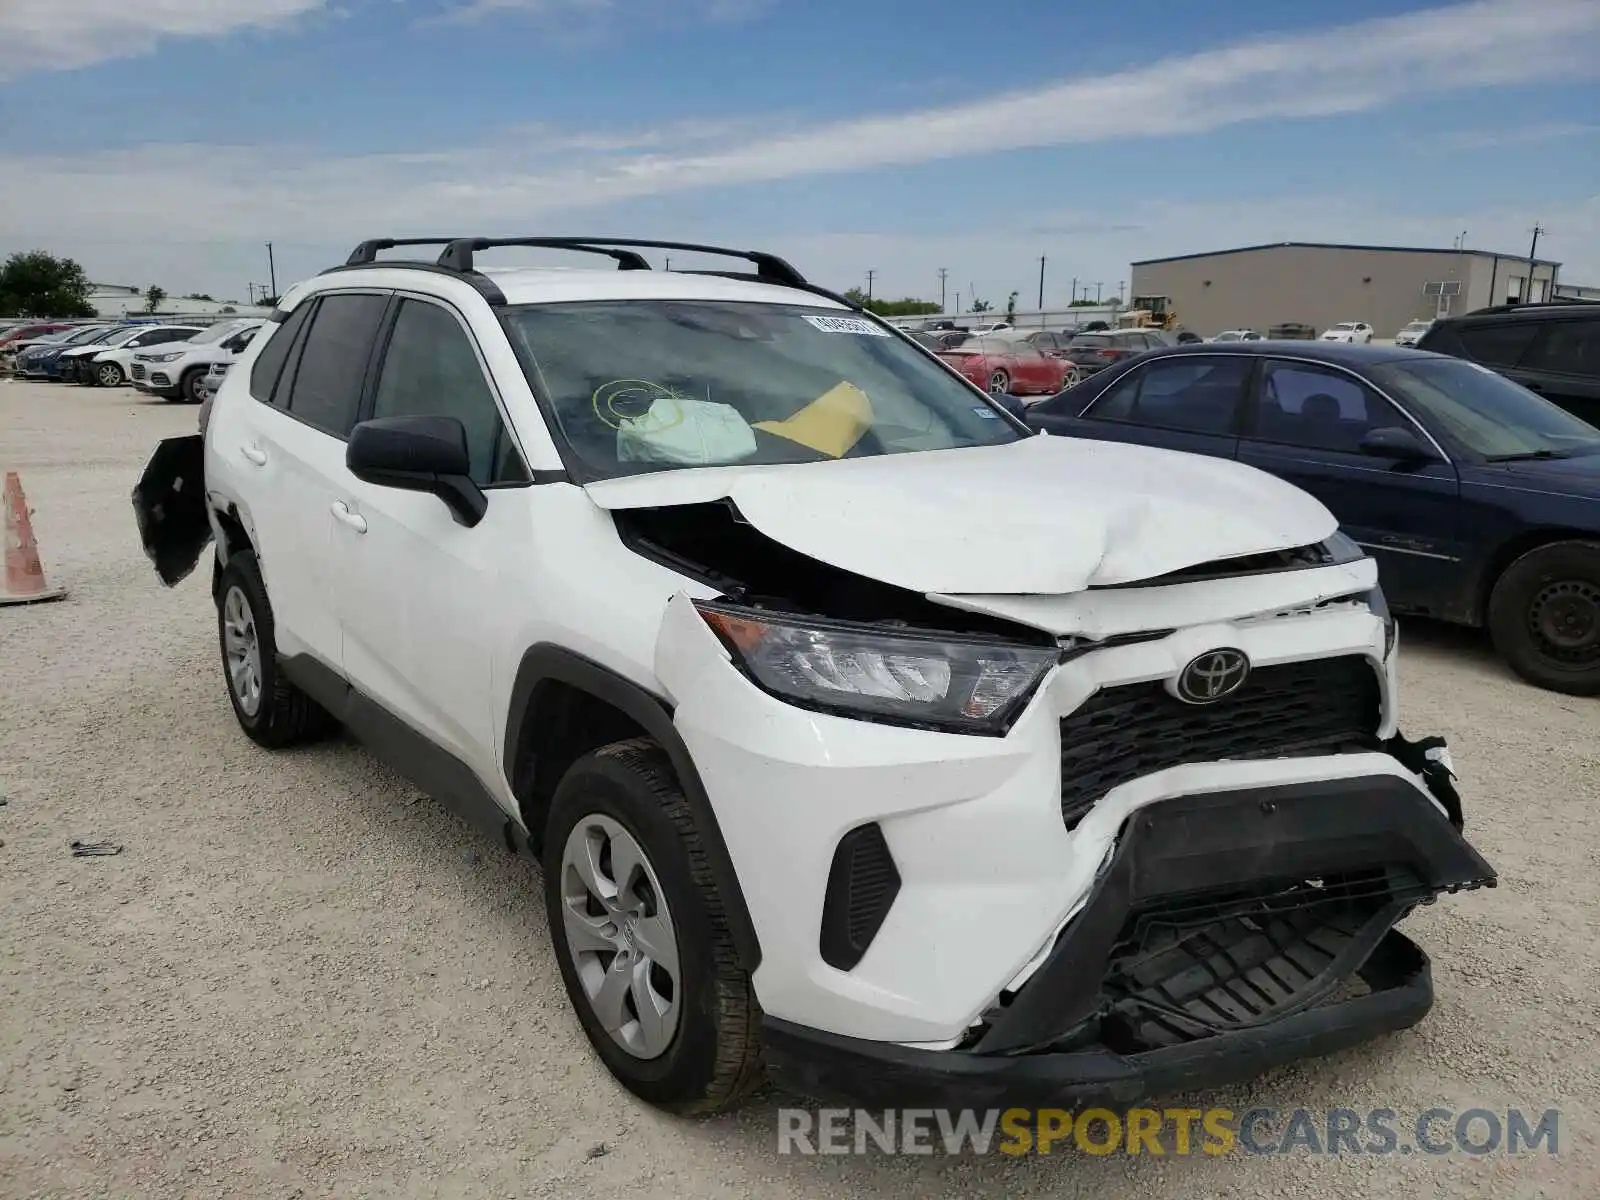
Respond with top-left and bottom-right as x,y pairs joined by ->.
1,0 -> 1596,305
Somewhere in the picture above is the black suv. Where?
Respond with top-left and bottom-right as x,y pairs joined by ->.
1418,300 -> 1600,426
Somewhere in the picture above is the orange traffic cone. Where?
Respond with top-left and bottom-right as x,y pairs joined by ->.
2,471 -> 66,605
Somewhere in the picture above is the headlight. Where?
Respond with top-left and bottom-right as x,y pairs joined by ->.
148,351 -> 184,362
694,601 -> 1059,735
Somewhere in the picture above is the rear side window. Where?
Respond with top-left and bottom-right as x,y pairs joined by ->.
1456,322 -> 1540,366
1531,318 -> 1600,377
281,294 -> 388,436
250,305 -> 311,403
1087,356 -> 1249,434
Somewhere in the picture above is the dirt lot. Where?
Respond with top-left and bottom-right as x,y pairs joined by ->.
1,378 -> 1597,1198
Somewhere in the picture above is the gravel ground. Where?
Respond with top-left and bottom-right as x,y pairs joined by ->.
1,378 -> 1597,1199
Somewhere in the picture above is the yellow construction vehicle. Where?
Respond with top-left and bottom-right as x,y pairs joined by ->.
1116,295 -> 1178,331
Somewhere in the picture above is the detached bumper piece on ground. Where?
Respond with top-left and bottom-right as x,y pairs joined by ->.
766,768 -> 1494,1108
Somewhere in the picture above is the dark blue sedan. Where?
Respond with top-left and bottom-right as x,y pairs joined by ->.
1025,341 -> 1600,696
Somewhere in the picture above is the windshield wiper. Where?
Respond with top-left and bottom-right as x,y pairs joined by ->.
1483,448 -> 1571,463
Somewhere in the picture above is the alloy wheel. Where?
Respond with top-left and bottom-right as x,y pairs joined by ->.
221,585 -> 263,716
559,813 -> 681,1060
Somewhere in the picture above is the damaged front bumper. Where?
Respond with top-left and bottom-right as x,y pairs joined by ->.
765,767 -> 1495,1108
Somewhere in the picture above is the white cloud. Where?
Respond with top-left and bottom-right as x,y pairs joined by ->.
1,0 -> 1597,294
0,0 -> 330,79
1429,122 -> 1600,152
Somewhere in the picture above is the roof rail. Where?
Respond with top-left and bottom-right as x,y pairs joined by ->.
1465,297 -> 1600,317
345,238 -> 463,266
434,237 -> 810,288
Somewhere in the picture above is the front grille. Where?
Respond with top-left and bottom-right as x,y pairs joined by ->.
1058,655 -> 1380,829
130,363 -> 146,380
1117,542 -> 1334,588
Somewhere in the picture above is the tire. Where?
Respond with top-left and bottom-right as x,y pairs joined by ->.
987,369 -> 1011,395
1486,540 -> 1600,695
544,739 -> 763,1114
180,368 -> 208,404
216,551 -> 335,747
95,362 -> 123,387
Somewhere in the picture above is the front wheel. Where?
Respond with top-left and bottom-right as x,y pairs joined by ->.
1487,540 -> 1600,695
95,362 -> 123,387
544,739 -> 763,1114
181,369 -> 208,404
987,370 -> 1011,395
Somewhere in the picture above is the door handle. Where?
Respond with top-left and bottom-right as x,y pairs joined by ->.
240,445 -> 267,466
330,500 -> 368,534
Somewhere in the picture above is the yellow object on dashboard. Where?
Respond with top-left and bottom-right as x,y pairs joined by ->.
754,381 -> 873,458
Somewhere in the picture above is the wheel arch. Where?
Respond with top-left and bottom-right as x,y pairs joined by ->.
504,644 -> 762,971
1474,528 -> 1600,625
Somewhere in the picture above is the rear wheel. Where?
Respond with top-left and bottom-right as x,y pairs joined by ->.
1487,540 -> 1600,695
216,552 -> 335,747
95,362 -> 123,387
544,740 -> 763,1114
987,369 -> 1011,395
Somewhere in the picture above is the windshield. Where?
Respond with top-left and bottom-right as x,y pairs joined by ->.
57,326 -> 112,345
1331,323 -> 1357,332
188,321 -> 251,345
1403,321 -> 1430,331
1069,334 -> 1112,347
1371,358 -> 1600,459
501,300 -> 1021,480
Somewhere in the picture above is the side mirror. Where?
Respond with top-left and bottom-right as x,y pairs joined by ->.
347,415 -> 487,527
1360,426 -> 1434,461
992,392 -> 1028,420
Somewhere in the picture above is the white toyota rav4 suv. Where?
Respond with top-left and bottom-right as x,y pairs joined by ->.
134,237 -> 1494,1114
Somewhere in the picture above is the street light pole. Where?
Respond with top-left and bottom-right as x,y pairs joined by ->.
265,241 -> 277,300
938,267 -> 947,312
1524,223 -> 1545,302
865,269 -> 876,301
1037,255 -> 1046,310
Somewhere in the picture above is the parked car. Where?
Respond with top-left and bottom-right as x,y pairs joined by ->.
194,360 -> 230,403
936,334 -> 1072,395
131,319 -> 264,402
130,233 -> 1492,1114
0,321 -> 74,354
1268,322 -> 1317,340
78,324 -> 206,386
1394,319 -> 1434,348
1026,339 -> 1600,694
969,320 -> 1012,335
34,324 -> 139,380
13,324 -> 119,378
1320,322 -> 1374,345
1211,329 -> 1264,343
1417,300 -> 1600,427
1061,329 -> 1164,377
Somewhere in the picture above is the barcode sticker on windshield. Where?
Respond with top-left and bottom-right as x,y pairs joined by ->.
803,315 -> 891,336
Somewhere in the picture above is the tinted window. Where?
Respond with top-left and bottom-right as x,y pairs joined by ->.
1456,322 -> 1540,366
1254,361 -> 1402,453
250,304 -> 312,403
1070,334 -> 1112,348
1532,319 -> 1600,377
283,294 -> 387,436
1085,356 -> 1248,434
1372,358 -> 1600,458
371,299 -> 527,486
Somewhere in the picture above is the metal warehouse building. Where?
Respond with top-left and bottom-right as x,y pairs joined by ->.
1130,241 -> 1562,339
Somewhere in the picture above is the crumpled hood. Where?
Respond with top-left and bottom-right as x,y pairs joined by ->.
583,435 -> 1337,595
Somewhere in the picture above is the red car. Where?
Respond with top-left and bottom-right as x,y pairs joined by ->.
936,335 -> 1072,396
0,322 -> 74,352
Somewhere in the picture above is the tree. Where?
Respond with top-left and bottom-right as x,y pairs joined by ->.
143,285 -> 167,314
1068,298 -> 1102,307
220,305 -> 237,314
1005,291 -> 1018,323
969,298 -> 993,313
0,250 -> 96,318
182,292 -> 216,302
840,288 -> 941,318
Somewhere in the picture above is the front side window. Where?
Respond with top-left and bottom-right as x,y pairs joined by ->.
1085,356 -> 1248,435
1370,358 -> 1600,460
371,299 -> 527,486
1457,322 -> 1540,366
500,301 -> 1020,480
1531,318 -> 1600,377
1253,361 -> 1400,453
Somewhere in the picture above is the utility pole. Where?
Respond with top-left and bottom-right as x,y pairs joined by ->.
954,290 -> 960,314
246,283 -> 256,305
1070,277 -> 1077,303
1118,280 -> 1126,304
265,242 -> 277,300
664,256 -> 671,271
1037,256 -> 1046,310
1523,223 -> 1545,302
1094,281 -> 1103,303
865,269 -> 876,301
937,267 -> 948,312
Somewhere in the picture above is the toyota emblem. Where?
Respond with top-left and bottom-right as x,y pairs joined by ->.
1175,648 -> 1251,704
